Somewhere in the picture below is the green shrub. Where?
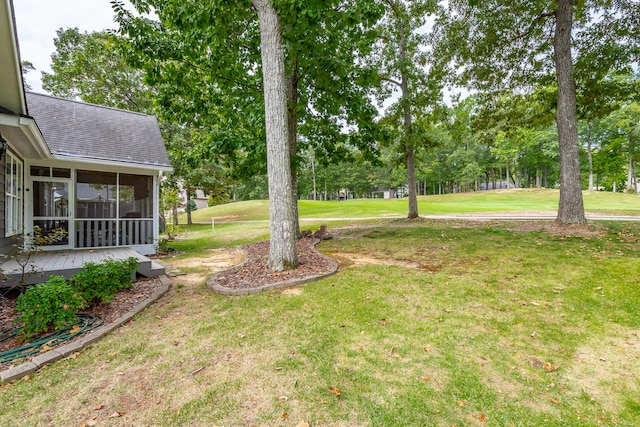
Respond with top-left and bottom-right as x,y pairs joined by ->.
155,237 -> 174,254
15,275 -> 84,340
70,257 -> 138,305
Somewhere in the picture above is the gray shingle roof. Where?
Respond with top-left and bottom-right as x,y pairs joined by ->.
25,92 -> 171,168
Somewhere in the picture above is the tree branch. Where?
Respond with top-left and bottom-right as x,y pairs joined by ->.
516,9 -> 555,40
381,77 -> 402,88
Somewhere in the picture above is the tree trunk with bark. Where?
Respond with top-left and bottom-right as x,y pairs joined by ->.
554,0 -> 586,224
287,64 -> 301,239
253,0 -> 299,270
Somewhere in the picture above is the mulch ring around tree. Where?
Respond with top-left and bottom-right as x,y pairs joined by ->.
0,278 -> 162,371
208,235 -> 338,295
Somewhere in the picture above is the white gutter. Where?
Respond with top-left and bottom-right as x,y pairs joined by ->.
51,153 -> 173,172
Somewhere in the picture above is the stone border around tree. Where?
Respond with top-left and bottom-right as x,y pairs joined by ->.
0,275 -> 171,384
207,240 -> 339,296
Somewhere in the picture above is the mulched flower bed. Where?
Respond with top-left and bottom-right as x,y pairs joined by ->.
0,277 -> 161,371
213,236 -> 336,290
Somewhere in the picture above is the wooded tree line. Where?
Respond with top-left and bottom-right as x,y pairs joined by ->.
37,0 -> 639,270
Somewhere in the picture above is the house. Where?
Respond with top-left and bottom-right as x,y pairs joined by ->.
0,0 -> 171,263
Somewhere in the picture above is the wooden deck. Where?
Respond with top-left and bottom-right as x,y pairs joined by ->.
1,247 -> 165,287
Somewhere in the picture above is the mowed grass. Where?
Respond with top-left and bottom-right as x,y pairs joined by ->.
185,189 -> 640,223
2,219 -> 640,426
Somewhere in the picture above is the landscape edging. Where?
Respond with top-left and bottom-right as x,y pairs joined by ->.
207,239 -> 339,296
0,275 -> 171,384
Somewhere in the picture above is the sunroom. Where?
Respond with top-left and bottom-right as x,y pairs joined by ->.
22,92 -> 172,255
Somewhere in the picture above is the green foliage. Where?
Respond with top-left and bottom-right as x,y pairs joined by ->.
15,276 -> 84,340
186,199 -> 197,213
42,27 -> 152,112
12,226 -> 69,289
70,257 -> 138,305
155,237 -> 174,254
113,0 -> 384,178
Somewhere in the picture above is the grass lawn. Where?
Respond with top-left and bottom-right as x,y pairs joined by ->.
183,189 -> 640,223
1,218 -> 640,426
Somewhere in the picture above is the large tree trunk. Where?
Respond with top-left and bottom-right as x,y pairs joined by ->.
287,63 -> 301,238
554,0 -> 586,224
253,0 -> 298,270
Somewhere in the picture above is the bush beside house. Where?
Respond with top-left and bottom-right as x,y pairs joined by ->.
15,257 -> 138,340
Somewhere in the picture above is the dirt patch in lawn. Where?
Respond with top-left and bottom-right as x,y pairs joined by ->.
502,221 -> 607,238
169,248 -> 244,270
332,252 -> 421,269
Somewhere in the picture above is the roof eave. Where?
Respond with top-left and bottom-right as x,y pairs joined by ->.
19,116 -> 50,159
51,153 -> 173,172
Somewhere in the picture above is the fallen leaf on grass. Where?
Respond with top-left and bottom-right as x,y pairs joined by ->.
108,411 -> 125,418
479,413 -> 487,422
544,362 -> 559,372
550,398 -> 560,405
281,412 -> 288,420
330,386 -> 341,396
457,400 -> 465,408
94,403 -> 104,410
422,376 -> 429,382
297,422 -> 310,427
80,416 -> 97,427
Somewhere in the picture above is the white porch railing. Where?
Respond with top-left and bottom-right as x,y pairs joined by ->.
75,219 -> 153,248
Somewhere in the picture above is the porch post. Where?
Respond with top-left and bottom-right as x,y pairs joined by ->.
153,172 -> 160,252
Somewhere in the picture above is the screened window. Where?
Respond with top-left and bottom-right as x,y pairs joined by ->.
119,174 -> 153,219
5,153 -> 23,236
75,170 -> 117,219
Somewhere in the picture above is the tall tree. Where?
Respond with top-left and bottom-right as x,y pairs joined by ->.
252,0 -> 298,270
42,27 -> 152,112
375,0 -> 442,218
113,1 -> 383,269
435,0 -> 640,224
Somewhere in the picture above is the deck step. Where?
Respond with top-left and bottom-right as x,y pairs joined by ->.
136,260 -> 166,278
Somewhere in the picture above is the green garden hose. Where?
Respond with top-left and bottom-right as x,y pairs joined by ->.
0,314 -> 103,364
